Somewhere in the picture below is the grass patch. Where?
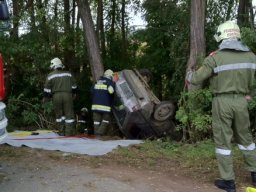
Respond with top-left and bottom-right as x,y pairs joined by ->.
104,139 -> 247,181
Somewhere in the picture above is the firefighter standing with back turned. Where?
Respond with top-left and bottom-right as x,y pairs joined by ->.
43,57 -> 77,136
186,21 -> 256,192
91,69 -> 115,136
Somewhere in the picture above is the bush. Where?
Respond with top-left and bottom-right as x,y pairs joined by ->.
175,89 -> 213,142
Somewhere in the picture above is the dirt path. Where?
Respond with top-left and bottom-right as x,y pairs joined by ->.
0,145 -> 225,192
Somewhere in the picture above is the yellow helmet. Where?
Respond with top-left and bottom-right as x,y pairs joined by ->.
104,69 -> 114,77
50,57 -> 64,70
214,21 -> 241,42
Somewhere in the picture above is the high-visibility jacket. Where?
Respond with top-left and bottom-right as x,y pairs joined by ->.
91,76 -> 115,112
43,69 -> 77,97
190,49 -> 256,95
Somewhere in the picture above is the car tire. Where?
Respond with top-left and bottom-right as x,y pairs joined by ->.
153,101 -> 175,121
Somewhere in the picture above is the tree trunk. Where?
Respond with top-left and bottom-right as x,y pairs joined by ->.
77,0 -> 104,82
185,0 -> 206,140
187,0 -> 206,72
109,0 -> 116,59
36,0 -> 49,42
28,0 -> 36,31
10,0 -> 19,39
64,0 -> 76,71
121,0 -> 127,65
96,0 -> 106,59
53,0 -> 59,53
237,0 -> 250,27
249,0 -> 254,28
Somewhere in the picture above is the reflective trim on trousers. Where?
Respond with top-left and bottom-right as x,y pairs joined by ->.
102,120 -> 109,124
94,121 -> 100,125
65,119 -> 75,123
238,143 -> 256,151
215,148 -> 231,156
44,88 -> 51,93
78,120 -> 86,123
56,118 -> 63,123
56,116 -> 66,122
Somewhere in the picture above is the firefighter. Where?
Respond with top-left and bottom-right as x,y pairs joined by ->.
43,57 -> 77,136
91,69 -> 115,136
186,21 -> 256,192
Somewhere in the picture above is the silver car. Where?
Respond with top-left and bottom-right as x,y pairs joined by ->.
113,69 -> 180,139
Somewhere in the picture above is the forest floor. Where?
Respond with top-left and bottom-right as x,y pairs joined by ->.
0,140 -> 253,192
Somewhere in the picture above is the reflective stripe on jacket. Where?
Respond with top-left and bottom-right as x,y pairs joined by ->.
190,50 -> 256,94
91,76 -> 115,112
43,69 -> 77,96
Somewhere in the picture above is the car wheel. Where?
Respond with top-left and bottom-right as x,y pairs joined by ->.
153,101 -> 175,121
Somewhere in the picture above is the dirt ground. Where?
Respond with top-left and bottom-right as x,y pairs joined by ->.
0,144 -> 251,192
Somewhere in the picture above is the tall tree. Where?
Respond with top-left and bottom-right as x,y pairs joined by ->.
27,0 -> 36,31
77,0 -> 104,81
11,0 -> 19,39
186,0 -> 206,78
121,0 -> 127,65
96,0 -> 106,59
63,0 -> 76,73
237,0 -> 250,27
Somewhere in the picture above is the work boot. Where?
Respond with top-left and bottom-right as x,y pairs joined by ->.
251,172 -> 256,187
214,179 -> 236,192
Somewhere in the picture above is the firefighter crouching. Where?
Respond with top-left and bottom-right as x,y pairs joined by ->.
91,69 -> 115,136
43,57 -> 77,136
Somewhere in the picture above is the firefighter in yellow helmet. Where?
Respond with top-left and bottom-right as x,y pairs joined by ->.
91,69 -> 115,136
186,21 -> 256,192
43,57 -> 77,136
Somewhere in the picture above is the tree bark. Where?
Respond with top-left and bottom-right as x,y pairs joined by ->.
187,0 -> 205,71
77,0 -> 104,82
237,0 -> 250,27
109,0 -> 116,58
27,0 -> 35,31
10,0 -> 19,39
121,0 -> 127,65
96,0 -> 106,59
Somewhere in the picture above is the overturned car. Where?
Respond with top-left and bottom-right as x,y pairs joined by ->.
112,69 -> 180,139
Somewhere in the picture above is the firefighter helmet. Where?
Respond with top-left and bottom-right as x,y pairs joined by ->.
214,21 -> 241,42
50,57 -> 64,70
104,69 -> 114,77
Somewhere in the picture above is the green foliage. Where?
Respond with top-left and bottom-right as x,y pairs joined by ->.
240,27 -> 256,53
176,89 -> 213,142
132,0 -> 189,100
6,94 -> 55,130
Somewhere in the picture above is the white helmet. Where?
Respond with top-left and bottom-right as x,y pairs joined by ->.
104,69 -> 114,77
50,57 -> 64,70
214,21 -> 241,42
